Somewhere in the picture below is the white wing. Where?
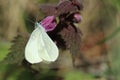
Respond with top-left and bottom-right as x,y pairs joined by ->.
36,23 -> 59,62
25,27 -> 43,64
25,22 -> 59,64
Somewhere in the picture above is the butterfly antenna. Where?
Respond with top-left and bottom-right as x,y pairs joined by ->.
35,11 -> 40,22
26,18 -> 35,24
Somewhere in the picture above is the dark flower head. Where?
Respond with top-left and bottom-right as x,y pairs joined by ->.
39,0 -> 83,68
39,0 -> 83,17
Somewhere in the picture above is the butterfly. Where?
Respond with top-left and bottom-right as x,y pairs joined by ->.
25,16 -> 59,64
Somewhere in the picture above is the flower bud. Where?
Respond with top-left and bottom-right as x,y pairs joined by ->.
40,16 -> 57,32
73,12 -> 82,23
67,12 -> 82,23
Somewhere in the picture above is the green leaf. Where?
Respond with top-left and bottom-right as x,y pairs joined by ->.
110,36 -> 120,80
64,70 -> 95,80
2,35 -> 29,65
0,41 -> 11,61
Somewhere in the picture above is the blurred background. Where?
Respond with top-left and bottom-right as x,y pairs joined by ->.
0,0 -> 120,80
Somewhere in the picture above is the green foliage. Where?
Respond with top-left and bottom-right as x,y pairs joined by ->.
110,0 -> 120,9
0,41 -> 11,61
2,35 -> 28,64
64,71 -> 95,80
98,26 -> 120,44
110,32 -> 120,80
0,63 -> 35,80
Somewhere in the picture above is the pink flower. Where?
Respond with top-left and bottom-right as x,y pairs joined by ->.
73,12 -> 82,23
40,16 -> 57,32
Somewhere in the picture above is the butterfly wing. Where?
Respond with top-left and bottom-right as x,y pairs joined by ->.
25,23 -> 59,63
36,23 -> 59,62
25,27 -> 43,64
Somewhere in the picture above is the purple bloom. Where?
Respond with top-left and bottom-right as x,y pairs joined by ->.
40,16 -> 57,32
73,12 -> 82,23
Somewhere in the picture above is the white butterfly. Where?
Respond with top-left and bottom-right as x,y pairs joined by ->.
25,22 -> 59,64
